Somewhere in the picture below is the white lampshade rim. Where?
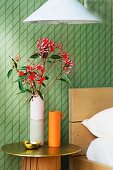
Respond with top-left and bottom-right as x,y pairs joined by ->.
24,20 -> 100,24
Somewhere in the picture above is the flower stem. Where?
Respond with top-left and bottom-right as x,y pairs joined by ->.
42,68 -> 64,94
38,58 -> 46,92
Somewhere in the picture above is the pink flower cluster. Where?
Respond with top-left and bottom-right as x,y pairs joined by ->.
9,38 -> 75,96
35,38 -> 74,74
36,38 -> 62,58
19,65 -> 45,88
60,51 -> 74,74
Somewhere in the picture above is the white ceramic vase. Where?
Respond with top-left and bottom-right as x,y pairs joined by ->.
30,95 -> 44,145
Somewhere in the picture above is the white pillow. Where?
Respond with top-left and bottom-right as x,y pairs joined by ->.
82,107 -> 113,139
86,138 -> 113,167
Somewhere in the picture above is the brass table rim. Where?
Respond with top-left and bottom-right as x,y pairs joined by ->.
1,142 -> 81,158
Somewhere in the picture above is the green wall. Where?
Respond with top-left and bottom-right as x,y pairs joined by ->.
0,0 -> 113,169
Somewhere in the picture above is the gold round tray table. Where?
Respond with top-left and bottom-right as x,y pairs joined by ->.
1,142 -> 81,170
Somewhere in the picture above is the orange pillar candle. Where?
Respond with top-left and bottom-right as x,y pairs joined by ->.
48,111 -> 61,147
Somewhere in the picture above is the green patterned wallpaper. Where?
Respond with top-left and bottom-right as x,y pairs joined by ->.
0,0 -> 113,169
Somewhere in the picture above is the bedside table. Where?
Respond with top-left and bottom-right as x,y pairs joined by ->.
1,143 -> 81,170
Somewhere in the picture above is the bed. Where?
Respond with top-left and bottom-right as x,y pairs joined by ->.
69,87 -> 113,170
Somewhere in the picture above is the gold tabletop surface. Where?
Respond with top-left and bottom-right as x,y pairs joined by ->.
1,142 -> 81,158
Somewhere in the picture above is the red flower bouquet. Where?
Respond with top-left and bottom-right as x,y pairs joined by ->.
7,38 -> 74,100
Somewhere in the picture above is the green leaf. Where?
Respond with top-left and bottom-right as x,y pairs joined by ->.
15,75 -> 26,82
15,79 -> 23,82
17,91 -> 26,94
59,78 -> 67,83
12,59 -> 17,68
50,55 -> 61,59
30,53 -> 39,59
17,89 -> 31,94
7,69 -> 13,78
18,81 -> 24,91
24,89 -> 31,93
37,91 -> 44,100
21,66 -> 27,70
45,76 -> 49,80
14,61 -> 17,68
42,83 -> 46,87
47,60 -> 52,63
64,75 -> 71,84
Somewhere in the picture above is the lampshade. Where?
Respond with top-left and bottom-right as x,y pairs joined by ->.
23,0 -> 101,24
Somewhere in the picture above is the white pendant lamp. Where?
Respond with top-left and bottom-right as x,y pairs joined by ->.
23,0 -> 101,24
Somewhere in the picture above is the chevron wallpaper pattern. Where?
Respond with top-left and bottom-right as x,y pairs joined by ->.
0,0 -> 113,169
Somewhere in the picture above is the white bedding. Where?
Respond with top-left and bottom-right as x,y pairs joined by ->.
86,138 -> 113,167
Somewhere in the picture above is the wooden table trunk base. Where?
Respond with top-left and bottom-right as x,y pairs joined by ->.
21,157 -> 61,170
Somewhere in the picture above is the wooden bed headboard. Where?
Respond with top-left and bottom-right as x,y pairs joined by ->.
69,87 -> 113,156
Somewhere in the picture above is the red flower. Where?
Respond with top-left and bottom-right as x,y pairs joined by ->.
40,77 -> 45,84
36,38 -> 49,57
35,65 -> 45,73
19,71 -> 24,77
28,73 -> 36,81
36,38 -> 61,58
41,68 -> 45,74
43,38 -> 49,45
49,41 -> 55,52
63,60 -> 75,74
65,60 -> 75,66
35,65 -> 42,70
60,51 -> 69,61
26,65 -> 32,72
